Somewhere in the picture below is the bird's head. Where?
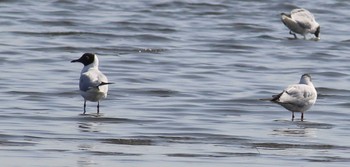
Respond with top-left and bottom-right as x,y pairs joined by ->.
314,26 -> 320,39
71,53 -> 98,67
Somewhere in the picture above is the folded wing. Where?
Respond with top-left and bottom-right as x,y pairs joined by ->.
277,84 -> 316,104
291,9 -> 315,30
79,72 -> 108,92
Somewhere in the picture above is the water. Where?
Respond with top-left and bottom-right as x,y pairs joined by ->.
1,0 -> 350,166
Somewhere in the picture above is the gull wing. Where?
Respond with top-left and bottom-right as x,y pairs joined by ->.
291,9 -> 315,30
79,73 -> 100,92
278,84 -> 316,104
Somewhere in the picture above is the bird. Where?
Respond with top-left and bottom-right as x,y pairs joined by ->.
71,53 -> 113,115
281,8 -> 320,39
262,74 -> 317,121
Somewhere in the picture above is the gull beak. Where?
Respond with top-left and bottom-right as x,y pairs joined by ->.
71,59 -> 80,63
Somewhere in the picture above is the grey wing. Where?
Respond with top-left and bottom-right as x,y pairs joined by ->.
296,20 -> 312,30
284,85 -> 315,99
284,85 -> 303,98
291,9 -> 314,29
79,74 -> 98,91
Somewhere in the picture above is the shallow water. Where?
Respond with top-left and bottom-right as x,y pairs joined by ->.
1,0 -> 350,166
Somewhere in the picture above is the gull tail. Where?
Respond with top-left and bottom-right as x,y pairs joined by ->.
259,91 -> 284,102
96,82 -> 114,89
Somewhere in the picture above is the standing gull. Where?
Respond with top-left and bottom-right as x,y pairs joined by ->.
71,53 -> 112,114
281,8 -> 320,39
262,74 -> 317,121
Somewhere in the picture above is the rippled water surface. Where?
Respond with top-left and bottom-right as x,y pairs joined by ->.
1,0 -> 350,166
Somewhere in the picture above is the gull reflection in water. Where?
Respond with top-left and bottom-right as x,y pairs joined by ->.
272,120 -> 334,138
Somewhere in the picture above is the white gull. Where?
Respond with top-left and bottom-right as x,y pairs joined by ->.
71,53 -> 112,114
281,8 -> 320,39
262,74 -> 317,121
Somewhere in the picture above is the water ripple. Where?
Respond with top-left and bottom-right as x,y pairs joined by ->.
0,0 -> 350,166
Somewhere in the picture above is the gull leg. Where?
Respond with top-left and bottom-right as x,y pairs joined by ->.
292,112 -> 295,121
83,100 -> 87,114
97,101 -> 100,114
289,31 -> 297,38
301,113 -> 304,121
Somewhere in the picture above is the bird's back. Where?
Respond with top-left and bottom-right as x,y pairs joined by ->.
291,9 -> 318,32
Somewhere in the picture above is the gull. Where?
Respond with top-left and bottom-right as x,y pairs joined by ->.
262,74 -> 317,121
71,53 -> 113,115
281,8 -> 320,39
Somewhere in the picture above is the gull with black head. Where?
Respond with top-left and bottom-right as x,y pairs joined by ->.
71,53 -> 113,115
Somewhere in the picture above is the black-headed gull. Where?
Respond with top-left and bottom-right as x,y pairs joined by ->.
71,53 -> 112,114
263,74 -> 317,121
281,8 -> 320,39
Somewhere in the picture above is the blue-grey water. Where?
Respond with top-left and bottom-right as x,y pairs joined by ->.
1,0 -> 350,166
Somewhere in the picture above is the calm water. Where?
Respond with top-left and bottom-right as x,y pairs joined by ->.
1,0 -> 350,166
